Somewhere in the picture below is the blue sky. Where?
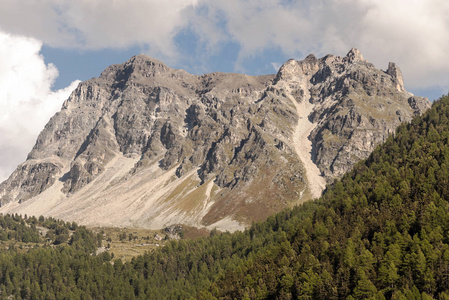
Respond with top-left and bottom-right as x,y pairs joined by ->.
1,0 -> 449,181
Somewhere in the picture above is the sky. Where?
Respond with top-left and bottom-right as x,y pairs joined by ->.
0,0 -> 449,182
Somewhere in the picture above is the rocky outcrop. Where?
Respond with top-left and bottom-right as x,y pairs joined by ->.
0,49 -> 430,230
0,161 -> 62,204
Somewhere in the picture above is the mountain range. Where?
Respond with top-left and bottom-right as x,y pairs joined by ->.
0,49 -> 430,230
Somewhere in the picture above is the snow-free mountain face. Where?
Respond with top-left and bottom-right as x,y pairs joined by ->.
0,49 -> 430,231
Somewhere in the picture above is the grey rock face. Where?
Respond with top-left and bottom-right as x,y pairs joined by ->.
302,50 -> 429,180
0,49 -> 430,229
0,161 -> 62,204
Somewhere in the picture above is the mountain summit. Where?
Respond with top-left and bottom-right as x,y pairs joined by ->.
0,49 -> 430,230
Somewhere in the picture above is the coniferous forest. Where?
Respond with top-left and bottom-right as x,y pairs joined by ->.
2,94 -> 449,299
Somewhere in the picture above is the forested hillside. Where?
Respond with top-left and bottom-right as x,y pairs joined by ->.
0,214 -> 104,299
202,94 -> 449,299
1,95 -> 449,299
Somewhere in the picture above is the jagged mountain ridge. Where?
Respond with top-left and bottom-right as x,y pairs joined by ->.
0,49 -> 430,230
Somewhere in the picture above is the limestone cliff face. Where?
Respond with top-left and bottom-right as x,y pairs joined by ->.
0,49 -> 430,230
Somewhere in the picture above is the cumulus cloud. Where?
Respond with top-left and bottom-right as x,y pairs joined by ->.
194,0 -> 449,91
0,0 -> 198,59
0,31 -> 79,182
1,0 -> 447,92
355,0 -> 449,90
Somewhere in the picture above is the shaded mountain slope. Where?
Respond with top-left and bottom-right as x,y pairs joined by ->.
0,49 -> 429,230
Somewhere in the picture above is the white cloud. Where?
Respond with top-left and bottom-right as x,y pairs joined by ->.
0,31 -> 80,182
355,0 -> 449,89
0,0 -> 198,60
193,0 -> 449,91
1,0 -> 447,92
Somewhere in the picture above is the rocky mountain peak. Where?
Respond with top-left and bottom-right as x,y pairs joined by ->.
345,47 -> 364,63
98,54 -> 195,93
275,54 -> 321,85
0,50 -> 430,231
386,62 -> 405,92
101,54 -> 170,78
275,59 -> 302,83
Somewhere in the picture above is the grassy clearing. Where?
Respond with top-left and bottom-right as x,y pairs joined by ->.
89,225 -> 211,261
89,226 -> 168,262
